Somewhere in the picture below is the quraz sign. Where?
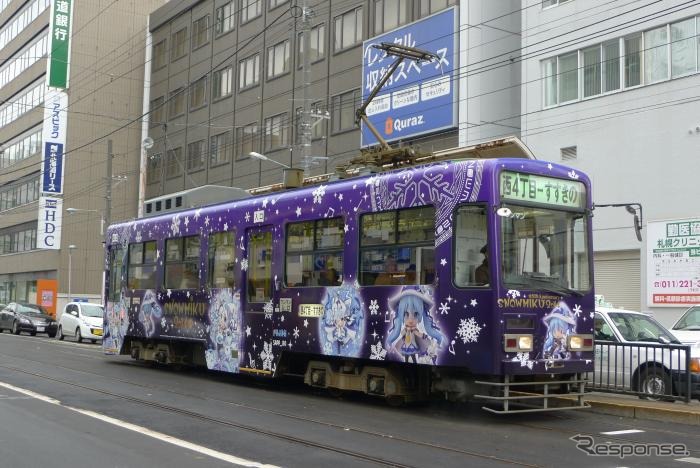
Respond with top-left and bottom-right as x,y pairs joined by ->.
37,196 -> 63,249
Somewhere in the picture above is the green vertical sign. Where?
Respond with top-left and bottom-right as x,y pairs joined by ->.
48,0 -> 73,89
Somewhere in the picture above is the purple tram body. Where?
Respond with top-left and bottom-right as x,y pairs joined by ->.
103,158 -> 595,411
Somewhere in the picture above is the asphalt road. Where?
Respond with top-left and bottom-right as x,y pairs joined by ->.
0,332 -> 697,468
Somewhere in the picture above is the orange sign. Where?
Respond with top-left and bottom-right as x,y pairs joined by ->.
37,279 -> 58,317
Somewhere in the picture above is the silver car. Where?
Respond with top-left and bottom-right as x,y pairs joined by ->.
671,304 -> 700,346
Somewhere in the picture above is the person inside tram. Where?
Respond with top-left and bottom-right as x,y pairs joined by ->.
319,258 -> 340,286
474,244 -> 489,286
374,254 -> 398,285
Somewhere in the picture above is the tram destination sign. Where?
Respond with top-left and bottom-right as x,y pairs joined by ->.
500,171 -> 586,209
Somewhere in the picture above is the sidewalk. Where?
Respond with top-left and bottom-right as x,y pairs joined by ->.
574,392 -> 700,425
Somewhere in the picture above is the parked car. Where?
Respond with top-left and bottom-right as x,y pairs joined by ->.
593,307 -> 700,401
57,302 -> 104,343
671,305 -> 700,345
0,303 -> 57,337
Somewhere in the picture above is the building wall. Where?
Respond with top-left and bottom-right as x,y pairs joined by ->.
521,0 -> 700,325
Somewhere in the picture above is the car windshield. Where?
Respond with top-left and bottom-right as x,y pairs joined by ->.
609,312 -> 678,343
17,304 -> 47,315
81,304 -> 104,318
673,306 -> 700,330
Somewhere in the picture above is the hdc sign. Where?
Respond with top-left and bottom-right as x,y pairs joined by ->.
37,197 -> 63,249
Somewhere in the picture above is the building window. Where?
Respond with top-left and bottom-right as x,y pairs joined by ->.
453,206 -> 487,288
331,89 -> 360,133
374,0 -> 409,35
582,46 -> 601,98
558,53 -> 578,103
108,247 -> 123,301
150,96 -> 165,127
171,28 -> 187,60
298,23 -> 325,64
187,140 -> 206,172
216,2 -> 235,36
334,7 -> 363,52
153,39 -> 167,69
147,153 -> 162,184
213,66 -> 233,99
269,0 -> 287,9
0,79 -> 44,128
247,230 -> 273,303
602,40 -> 620,92
239,54 -> 260,89
127,241 -> 157,290
0,127 -> 42,169
267,40 -> 290,79
166,147 -> 183,178
168,88 -> 185,118
624,34 -> 642,87
420,0 -> 455,16
192,15 -> 210,49
286,218 -> 344,287
236,123 -> 258,159
0,33 -> 48,90
671,18 -> 696,78
0,224 -> 37,255
208,232 -> 236,288
644,26 -> 668,84
210,132 -> 232,166
542,58 -> 557,107
0,176 -> 40,212
264,113 -> 288,151
165,236 -> 200,290
189,77 -> 207,110
241,0 -> 262,24
542,0 -> 572,8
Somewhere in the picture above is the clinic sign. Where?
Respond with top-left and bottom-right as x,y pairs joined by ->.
37,197 -> 63,249
647,218 -> 700,306
48,0 -> 74,89
361,8 -> 457,147
40,89 -> 68,195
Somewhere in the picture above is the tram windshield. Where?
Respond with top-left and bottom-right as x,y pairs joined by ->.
500,204 -> 590,295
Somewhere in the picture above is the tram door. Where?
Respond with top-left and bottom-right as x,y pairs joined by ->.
243,226 -> 275,314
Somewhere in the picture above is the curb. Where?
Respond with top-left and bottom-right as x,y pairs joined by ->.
584,399 -> 700,426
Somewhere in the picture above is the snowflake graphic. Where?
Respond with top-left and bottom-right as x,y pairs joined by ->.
438,302 -> 450,315
456,317 -> 481,344
512,352 -> 534,370
292,327 -> 300,339
568,170 -> 579,180
245,325 -> 251,337
370,341 -> 387,360
303,318 -> 308,328
160,317 -> 166,328
573,304 -> 582,318
312,185 -> 326,204
589,311 -> 595,319
260,342 -> 274,371
194,209 -> 202,220
135,231 -> 142,243
369,299 -> 379,315
240,258 -> 249,271
170,214 -> 181,236
507,290 -> 521,299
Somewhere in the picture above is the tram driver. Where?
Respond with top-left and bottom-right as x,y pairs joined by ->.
475,244 -> 489,286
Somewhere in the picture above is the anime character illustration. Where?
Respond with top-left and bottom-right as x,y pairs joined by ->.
139,289 -> 163,337
386,286 -> 445,364
319,286 -> 363,357
542,301 -> 577,360
105,288 -> 130,352
205,289 -> 242,372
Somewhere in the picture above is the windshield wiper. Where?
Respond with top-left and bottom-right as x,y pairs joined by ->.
506,278 -> 584,297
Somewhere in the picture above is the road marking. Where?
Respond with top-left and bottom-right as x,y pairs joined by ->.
0,381 -> 279,468
600,429 -> 645,435
677,458 -> 700,464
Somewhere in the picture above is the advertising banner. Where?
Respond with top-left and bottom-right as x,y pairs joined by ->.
47,0 -> 74,89
37,196 -> 63,250
361,8 -> 457,147
40,88 -> 68,195
647,218 -> 700,306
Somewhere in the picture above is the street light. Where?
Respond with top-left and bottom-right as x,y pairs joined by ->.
68,244 -> 77,303
249,152 -> 291,169
66,207 -> 105,236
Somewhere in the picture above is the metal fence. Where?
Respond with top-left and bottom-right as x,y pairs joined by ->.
588,341 -> 693,403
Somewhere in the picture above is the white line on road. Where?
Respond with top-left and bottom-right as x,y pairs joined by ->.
677,458 -> 700,464
0,381 -> 279,468
600,429 -> 645,435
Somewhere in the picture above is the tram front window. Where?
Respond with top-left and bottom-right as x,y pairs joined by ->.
500,205 -> 590,294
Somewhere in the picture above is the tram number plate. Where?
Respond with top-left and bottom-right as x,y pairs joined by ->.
298,304 -> 323,317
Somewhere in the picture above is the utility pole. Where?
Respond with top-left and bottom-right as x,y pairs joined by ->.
300,0 -> 312,176
105,139 -> 113,235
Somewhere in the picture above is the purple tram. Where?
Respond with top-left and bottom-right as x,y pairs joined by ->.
103,158 -> 594,413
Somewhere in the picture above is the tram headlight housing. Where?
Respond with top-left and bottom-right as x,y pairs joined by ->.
504,334 -> 533,352
568,334 -> 594,351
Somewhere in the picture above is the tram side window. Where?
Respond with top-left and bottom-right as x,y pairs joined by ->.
247,230 -> 272,303
359,206 -> 435,286
127,241 -> 158,290
108,246 -> 124,301
164,236 -> 201,289
208,231 -> 236,289
286,217 -> 344,287
454,205 -> 488,287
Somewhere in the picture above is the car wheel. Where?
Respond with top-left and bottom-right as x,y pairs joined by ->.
12,321 -> 20,335
76,328 -> 82,343
91,339 -> 97,344
57,325 -> 64,340
638,366 -> 673,401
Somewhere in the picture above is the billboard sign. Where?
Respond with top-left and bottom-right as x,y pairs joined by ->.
37,196 -> 63,250
41,89 -> 68,195
48,0 -> 74,89
361,8 -> 457,147
647,218 -> 700,306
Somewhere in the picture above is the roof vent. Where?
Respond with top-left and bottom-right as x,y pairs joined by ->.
560,146 -> 577,161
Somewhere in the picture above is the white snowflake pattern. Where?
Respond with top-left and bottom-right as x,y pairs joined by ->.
438,302 -> 450,315
507,289 -> 521,299
370,341 -> 387,360
184,216 -> 190,228
240,258 -> 249,271
573,304 -> 582,318
547,163 -> 553,170
160,317 -> 167,328
440,258 -> 447,267
244,212 -> 250,222
204,216 -> 210,227
293,327 -> 300,339
170,214 -> 181,236
312,185 -> 326,204
369,299 -> 379,315
470,298 -> 478,307
589,311 -> 595,319
512,352 -> 534,370
245,325 -> 251,337
456,317 -> 481,344
260,342 -> 274,371
194,209 -> 202,220
295,207 -> 302,217
568,170 -> 579,180
303,319 -> 309,328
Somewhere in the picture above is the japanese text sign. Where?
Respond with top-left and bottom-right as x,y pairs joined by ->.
48,0 -> 74,89
41,89 -> 68,195
37,196 -> 63,250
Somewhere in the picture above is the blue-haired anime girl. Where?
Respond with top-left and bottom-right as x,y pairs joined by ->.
542,301 -> 577,360
387,286 -> 445,364
139,289 -> 163,337
321,286 -> 363,356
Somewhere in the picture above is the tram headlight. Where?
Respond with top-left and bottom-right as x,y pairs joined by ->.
518,335 -> 533,351
568,334 -> 594,351
504,334 -> 533,352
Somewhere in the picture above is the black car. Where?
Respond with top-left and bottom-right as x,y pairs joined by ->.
0,303 -> 57,337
